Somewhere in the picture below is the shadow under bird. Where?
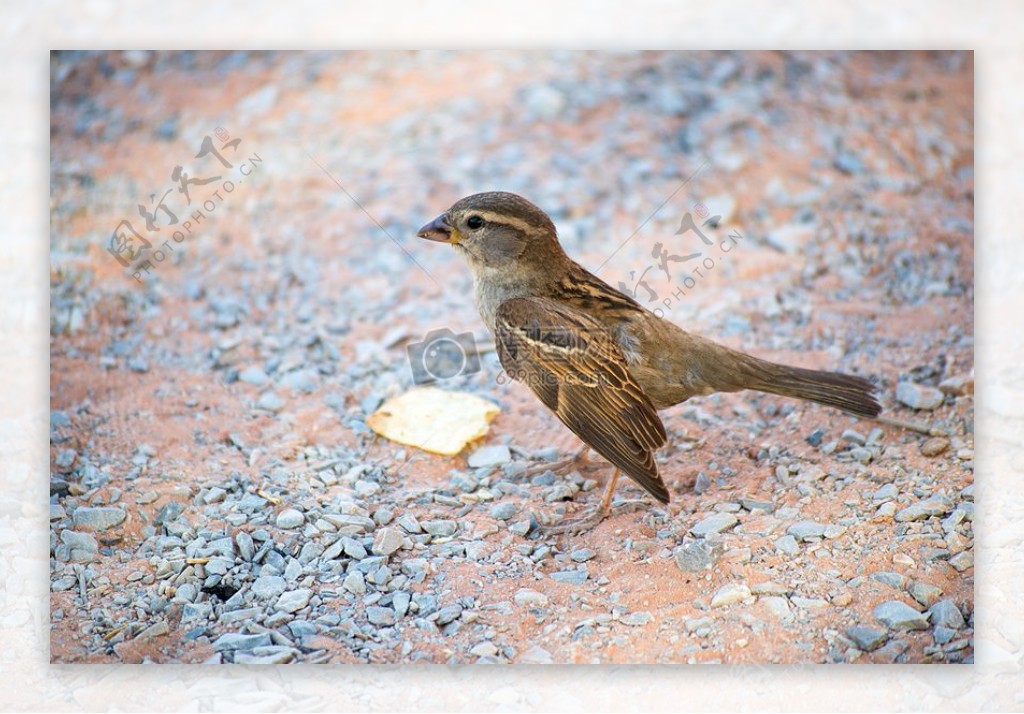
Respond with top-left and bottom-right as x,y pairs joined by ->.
418,191 -> 881,533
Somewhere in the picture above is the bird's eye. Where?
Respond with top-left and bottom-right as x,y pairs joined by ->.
466,215 -> 484,230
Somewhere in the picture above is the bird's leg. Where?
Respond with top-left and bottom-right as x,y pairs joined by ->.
542,469 -> 620,535
523,446 -> 591,478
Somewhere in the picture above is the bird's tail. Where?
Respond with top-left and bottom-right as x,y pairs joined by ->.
660,328 -> 882,419
745,362 -> 882,419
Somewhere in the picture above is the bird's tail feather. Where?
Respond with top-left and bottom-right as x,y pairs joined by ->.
746,362 -> 881,419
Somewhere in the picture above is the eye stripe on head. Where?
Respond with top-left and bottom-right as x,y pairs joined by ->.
448,192 -> 557,238
468,209 -> 542,236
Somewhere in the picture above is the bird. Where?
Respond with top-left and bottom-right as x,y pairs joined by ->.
417,191 -> 881,533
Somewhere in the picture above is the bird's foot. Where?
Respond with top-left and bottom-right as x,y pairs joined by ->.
541,506 -> 609,536
541,498 -> 649,536
522,447 -> 591,478
608,499 -> 648,517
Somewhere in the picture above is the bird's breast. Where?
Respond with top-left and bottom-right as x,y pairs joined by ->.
472,272 -> 528,334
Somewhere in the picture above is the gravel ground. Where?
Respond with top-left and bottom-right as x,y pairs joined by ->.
49,50 -> 973,664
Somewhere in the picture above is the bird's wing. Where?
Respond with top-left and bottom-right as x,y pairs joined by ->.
494,296 -> 669,503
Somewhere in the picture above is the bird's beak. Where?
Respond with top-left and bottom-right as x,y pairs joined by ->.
417,214 -> 460,244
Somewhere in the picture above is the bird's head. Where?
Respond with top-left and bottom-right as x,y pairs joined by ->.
417,192 -> 564,270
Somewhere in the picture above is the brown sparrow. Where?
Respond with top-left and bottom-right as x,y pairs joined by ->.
418,192 -> 880,532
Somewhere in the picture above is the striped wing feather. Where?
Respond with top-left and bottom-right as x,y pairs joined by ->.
494,297 -> 670,504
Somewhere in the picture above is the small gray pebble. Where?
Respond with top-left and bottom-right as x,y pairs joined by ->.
685,616 -> 716,634
275,508 -> 304,530
674,540 -> 724,571
760,596 -> 792,621
421,519 -> 458,537
275,588 -> 312,613
895,381 -> 944,410
212,633 -> 271,652
51,576 -> 77,591
790,596 -> 828,611
464,540 -> 489,561
256,391 -> 285,412
873,600 -> 930,630
694,471 -> 711,495
834,151 -> 865,175
873,639 -> 909,663
689,512 -> 738,538
393,591 -> 411,618
908,581 -> 943,608
354,480 -> 380,498
570,548 -> 597,563
928,599 -> 965,630
620,611 -> 652,627
468,444 -> 512,468
60,530 -> 98,552
321,539 -> 345,561
710,583 -> 752,608
343,570 -> 366,595
549,568 -> 588,585
279,369 -> 318,393
298,541 -> 324,564
518,644 -> 554,664
238,366 -> 269,386
872,483 -> 898,502
544,484 -> 575,502
489,503 -> 518,521
470,641 -> 500,658
841,429 -> 866,445
787,521 -> 826,541
534,446 -> 560,461
949,551 -> 974,572
205,557 -> 232,575
235,532 -> 255,561
174,583 -> 199,603
870,572 -> 909,590
739,498 -> 774,513
341,536 -> 367,560
288,620 -> 317,639
847,625 -> 888,652
72,507 -> 126,531
774,535 -> 800,556
251,575 -> 286,600
201,486 -> 227,504
396,514 -> 422,534
530,470 -> 556,486
435,604 -> 463,625
402,558 -> 428,578
366,606 -> 397,626
283,558 -> 303,582
895,496 -> 953,522
372,527 -> 404,556
514,589 -> 549,608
